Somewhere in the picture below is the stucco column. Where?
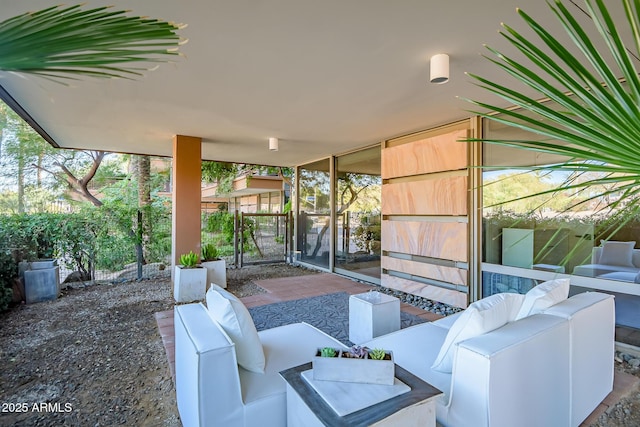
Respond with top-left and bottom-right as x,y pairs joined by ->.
171,135 -> 202,280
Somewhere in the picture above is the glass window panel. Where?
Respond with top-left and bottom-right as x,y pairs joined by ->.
335,146 -> 381,280
482,108 -> 639,297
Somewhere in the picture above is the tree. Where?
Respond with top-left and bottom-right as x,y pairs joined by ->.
0,104 -> 56,212
37,150 -> 109,207
136,155 -> 152,264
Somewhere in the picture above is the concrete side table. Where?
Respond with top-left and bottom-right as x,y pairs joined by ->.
349,291 -> 400,344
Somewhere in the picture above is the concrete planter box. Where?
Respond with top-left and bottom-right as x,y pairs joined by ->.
24,266 -> 60,304
312,348 -> 394,385
201,259 -> 226,289
174,266 -> 207,303
29,259 -> 56,270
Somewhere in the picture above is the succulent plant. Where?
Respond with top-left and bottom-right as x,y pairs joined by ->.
320,347 -> 337,358
369,348 -> 387,360
202,243 -> 219,261
179,251 -> 200,268
346,345 -> 369,359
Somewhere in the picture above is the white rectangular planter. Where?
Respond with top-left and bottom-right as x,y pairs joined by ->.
201,259 -> 226,289
312,348 -> 395,385
174,266 -> 207,303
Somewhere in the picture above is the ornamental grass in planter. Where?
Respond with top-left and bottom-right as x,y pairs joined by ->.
313,345 -> 394,385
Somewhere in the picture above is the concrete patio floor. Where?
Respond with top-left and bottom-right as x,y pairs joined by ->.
155,272 -> 639,426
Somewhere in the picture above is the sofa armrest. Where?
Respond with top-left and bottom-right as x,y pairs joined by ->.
544,292 -> 615,426
441,315 -> 570,427
174,303 -> 245,427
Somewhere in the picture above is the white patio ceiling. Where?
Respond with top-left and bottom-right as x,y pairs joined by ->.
0,1 -> 626,167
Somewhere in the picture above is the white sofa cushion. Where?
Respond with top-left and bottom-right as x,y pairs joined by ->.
599,241 -> 636,267
431,293 -> 524,373
515,278 -> 570,320
206,285 -> 266,373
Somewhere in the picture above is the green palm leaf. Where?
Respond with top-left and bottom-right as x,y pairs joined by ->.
0,4 -> 185,80
468,0 -> 640,241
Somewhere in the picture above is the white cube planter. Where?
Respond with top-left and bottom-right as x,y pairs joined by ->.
201,259 -> 227,289
174,266 -> 207,303
312,348 -> 395,385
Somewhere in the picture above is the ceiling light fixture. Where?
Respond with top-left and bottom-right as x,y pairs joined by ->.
269,137 -> 279,151
430,53 -> 449,84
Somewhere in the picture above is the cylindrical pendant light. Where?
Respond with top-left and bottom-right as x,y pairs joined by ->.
269,137 -> 279,151
430,54 -> 449,84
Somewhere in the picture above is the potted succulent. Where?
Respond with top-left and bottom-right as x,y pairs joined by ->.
201,243 -> 226,290
174,250 -> 207,303
313,345 -> 394,385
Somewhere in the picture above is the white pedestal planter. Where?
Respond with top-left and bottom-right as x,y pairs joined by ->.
201,259 -> 226,289
349,291 -> 400,344
174,266 -> 207,303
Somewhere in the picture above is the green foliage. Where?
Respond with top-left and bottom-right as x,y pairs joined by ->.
203,211 -> 256,249
201,162 -> 237,184
282,199 -> 292,214
0,251 -> 16,311
468,0 -> 640,241
352,213 -> 381,254
179,251 -> 199,268
202,244 -> 219,261
369,348 -> 387,360
0,204 -> 171,278
320,347 -> 337,358
0,213 -> 62,260
0,4 -> 185,81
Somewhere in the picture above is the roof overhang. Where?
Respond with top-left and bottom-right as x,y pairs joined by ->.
0,1 -> 628,167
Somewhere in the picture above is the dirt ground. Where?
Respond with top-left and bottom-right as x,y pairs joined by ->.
0,264 -> 316,427
0,263 -> 639,426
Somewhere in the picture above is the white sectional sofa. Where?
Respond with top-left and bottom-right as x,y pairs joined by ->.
573,242 -> 640,281
364,290 -> 614,427
174,282 -> 614,427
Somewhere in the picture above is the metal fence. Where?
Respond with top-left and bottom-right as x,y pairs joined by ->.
61,209 -> 173,284
238,212 -> 291,266
53,209 -> 291,284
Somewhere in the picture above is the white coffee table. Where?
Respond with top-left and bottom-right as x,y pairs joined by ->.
349,291 -> 400,344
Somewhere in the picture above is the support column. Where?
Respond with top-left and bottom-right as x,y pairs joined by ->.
172,135 -> 202,280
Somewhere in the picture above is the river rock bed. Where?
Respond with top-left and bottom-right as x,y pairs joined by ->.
371,285 -> 463,316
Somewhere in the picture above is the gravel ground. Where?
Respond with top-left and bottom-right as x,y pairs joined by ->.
0,263 -> 638,426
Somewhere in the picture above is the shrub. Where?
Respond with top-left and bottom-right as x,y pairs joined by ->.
0,251 -> 16,311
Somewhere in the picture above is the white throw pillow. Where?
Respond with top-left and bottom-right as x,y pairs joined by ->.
206,285 -> 265,373
599,241 -> 636,267
431,293 -> 524,374
515,278 -> 570,320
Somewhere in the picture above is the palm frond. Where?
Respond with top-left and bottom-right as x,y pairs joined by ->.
469,0 -> 640,241
0,4 -> 186,80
